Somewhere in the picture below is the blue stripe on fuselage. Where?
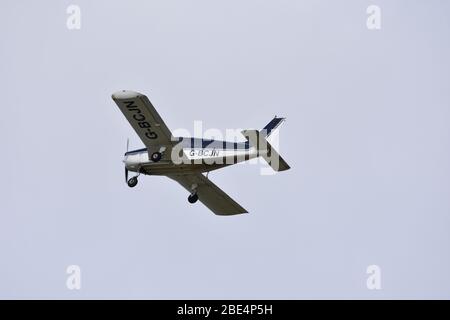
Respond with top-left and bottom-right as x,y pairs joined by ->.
124,138 -> 250,156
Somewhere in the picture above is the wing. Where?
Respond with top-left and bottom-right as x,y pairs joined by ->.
112,90 -> 174,147
168,173 -> 248,216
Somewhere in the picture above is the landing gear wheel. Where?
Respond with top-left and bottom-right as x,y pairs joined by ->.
188,193 -> 199,204
127,177 -> 138,188
151,152 -> 162,162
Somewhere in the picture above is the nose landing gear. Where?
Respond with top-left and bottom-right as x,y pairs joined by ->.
127,176 -> 138,188
127,168 -> 141,188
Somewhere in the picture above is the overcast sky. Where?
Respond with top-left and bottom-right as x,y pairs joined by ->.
1,0 -> 450,299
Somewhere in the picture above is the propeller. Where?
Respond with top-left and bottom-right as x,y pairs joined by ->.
125,138 -> 129,183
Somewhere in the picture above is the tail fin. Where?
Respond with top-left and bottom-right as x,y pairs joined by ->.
242,125 -> 291,172
260,117 -> 286,138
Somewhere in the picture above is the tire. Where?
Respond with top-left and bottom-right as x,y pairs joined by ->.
127,177 -> 138,188
188,193 -> 199,204
151,152 -> 162,162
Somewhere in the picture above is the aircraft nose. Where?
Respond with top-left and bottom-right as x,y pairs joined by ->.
123,154 -> 136,168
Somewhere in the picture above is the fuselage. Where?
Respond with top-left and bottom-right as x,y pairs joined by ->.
124,137 -> 261,176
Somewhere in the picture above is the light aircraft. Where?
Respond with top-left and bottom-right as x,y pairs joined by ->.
112,90 -> 290,215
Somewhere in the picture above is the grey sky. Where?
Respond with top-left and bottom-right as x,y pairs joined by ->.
1,0 -> 450,299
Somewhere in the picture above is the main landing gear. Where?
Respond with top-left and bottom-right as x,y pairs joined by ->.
188,183 -> 199,204
188,193 -> 199,204
151,152 -> 162,162
151,147 -> 166,163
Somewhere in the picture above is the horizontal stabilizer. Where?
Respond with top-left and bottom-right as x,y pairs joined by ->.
242,129 -> 290,172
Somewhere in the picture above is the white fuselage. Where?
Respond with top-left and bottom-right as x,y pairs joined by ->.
124,143 -> 261,176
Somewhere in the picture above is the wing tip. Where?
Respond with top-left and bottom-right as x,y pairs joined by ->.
215,209 -> 249,216
111,90 -> 143,100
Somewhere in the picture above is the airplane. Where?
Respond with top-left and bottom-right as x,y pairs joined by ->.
112,90 -> 290,216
